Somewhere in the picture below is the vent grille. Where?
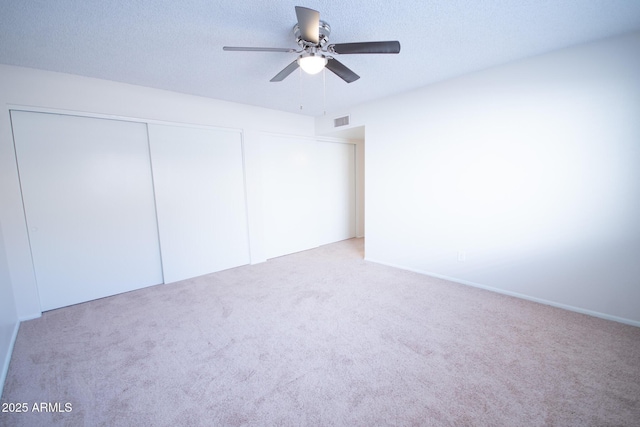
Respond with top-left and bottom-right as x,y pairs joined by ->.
333,115 -> 350,127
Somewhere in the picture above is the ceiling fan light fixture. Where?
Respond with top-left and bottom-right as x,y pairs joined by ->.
298,54 -> 328,75
224,6 -> 400,83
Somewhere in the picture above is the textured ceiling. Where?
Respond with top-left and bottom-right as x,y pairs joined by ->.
1,1 -> 640,117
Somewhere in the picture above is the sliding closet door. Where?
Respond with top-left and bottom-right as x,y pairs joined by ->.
316,142 -> 356,245
148,124 -> 250,283
261,135 -> 318,259
11,111 -> 163,311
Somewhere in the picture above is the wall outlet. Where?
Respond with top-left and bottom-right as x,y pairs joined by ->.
457,250 -> 466,262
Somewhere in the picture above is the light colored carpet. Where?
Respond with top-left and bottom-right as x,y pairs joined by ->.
1,238 -> 639,426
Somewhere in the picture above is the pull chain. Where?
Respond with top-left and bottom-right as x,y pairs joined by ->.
323,68 -> 326,116
299,67 -> 303,111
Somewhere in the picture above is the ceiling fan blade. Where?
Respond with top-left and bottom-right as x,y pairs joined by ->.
270,60 -> 300,82
329,41 -> 401,54
325,58 -> 360,83
295,6 -> 320,44
223,46 -> 297,53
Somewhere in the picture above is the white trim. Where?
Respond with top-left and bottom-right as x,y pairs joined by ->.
239,131 -> 254,266
365,257 -> 640,328
6,104 -> 244,134
143,123 -> 166,286
1,320 -> 20,398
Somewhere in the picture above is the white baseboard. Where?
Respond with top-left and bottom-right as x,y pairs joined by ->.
1,320 -> 20,398
18,313 -> 41,322
365,257 -> 640,328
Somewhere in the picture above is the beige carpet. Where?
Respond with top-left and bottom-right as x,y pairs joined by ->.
1,238 -> 639,426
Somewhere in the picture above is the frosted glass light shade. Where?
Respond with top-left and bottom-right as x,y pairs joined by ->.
298,55 -> 328,75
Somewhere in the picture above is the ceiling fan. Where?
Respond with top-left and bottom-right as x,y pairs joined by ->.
223,6 -> 401,83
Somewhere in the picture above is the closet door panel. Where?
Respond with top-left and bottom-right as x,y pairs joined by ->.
148,125 -> 250,283
260,135 -> 318,259
317,142 -> 356,245
11,111 -> 163,311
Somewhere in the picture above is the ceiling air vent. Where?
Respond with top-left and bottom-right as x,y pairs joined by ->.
333,115 -> 350,128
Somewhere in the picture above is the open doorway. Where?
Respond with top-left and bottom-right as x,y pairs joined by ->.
318,125 -> 365,241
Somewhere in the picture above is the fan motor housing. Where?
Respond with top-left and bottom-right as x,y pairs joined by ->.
294,20 -> 331,47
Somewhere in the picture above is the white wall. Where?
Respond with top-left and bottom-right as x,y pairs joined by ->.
0,221 -> 19,398
0,64 -> 316,321
355,138 -> 365,238
316,31 -> 640,325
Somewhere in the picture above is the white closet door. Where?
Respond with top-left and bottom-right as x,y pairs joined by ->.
148,124 -> 250,283
11,111 -> 163,311
261,135 -> 319,259
317,142 -> 356,245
